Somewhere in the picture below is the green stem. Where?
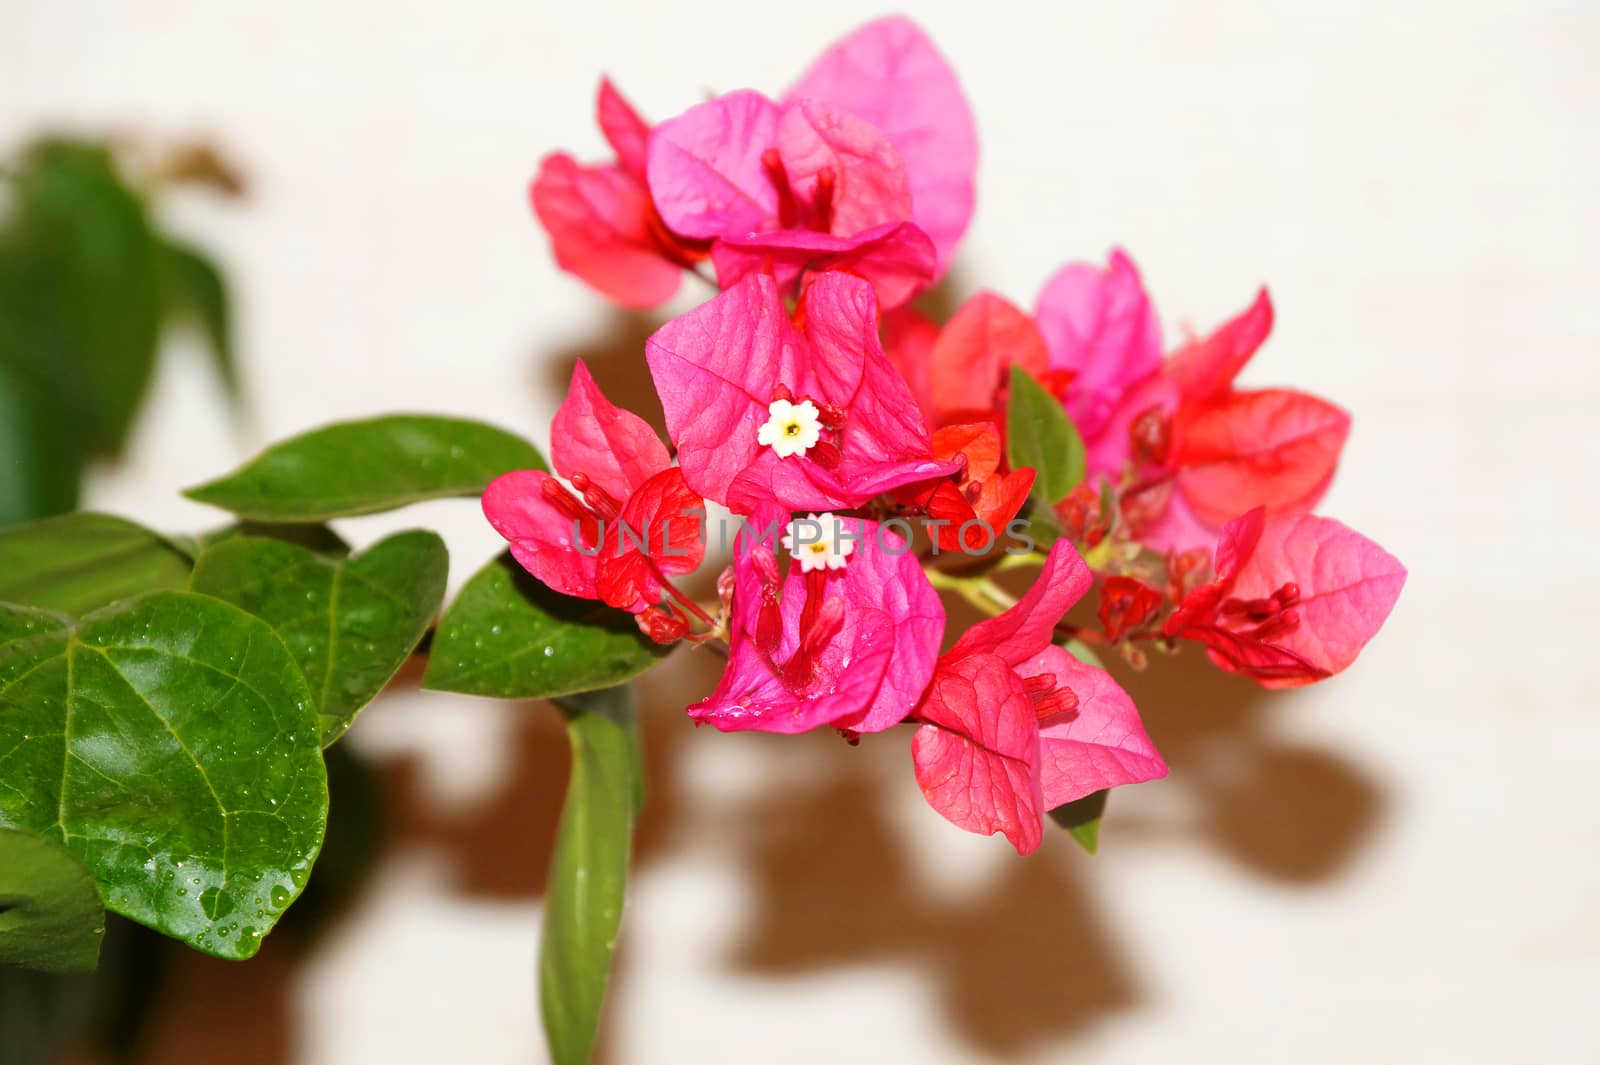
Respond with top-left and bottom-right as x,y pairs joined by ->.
926,569 -> 1019,616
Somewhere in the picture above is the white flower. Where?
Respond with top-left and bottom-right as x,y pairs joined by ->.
757,398 -> 822,458
782,512 -> 856,573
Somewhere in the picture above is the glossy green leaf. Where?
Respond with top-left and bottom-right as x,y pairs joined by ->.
540,686 -> 638,1065
0,827 -> 106,974
0,595 -> 327,960
423,553 -> 667,700
190,531 -> 448,745
162,239 -> 238,400
0,513 -> 192,615
1047,789 -> 1108,855
1007,365 -> 1086,505
184,415 -> 547,522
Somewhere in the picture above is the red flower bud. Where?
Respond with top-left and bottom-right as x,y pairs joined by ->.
1128,404 -> 1173,466
636,606 -> 689,645
1098,575 -> 1163,641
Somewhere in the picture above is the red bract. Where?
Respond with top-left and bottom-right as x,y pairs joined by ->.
911,542 -> 1167,854
1085,280 -> 1352,553
900,422 -> 1035,554
482,361 -> 705,619
691,507 -> 944,734
930,291 -> 1051,426
644,272 -> 957,514
530,80 -> 708,309
885,292 -> 1059,429
1163,507 -> 1406,687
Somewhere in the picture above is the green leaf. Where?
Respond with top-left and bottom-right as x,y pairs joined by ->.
184,415 -> 547,522
0,513 -> 193,614
162,240 -> 238,400
540,686 -> 638,1065
192,521 -> 352,559
0,827 -> 106,974
190,531 -> 448,745
423,553 -> 667,701
0,140 -> 165,456
0,358 -> 83,525
0,594 -> 327,960
1007,365 -> 1086,505
1047,789 -> 1108,855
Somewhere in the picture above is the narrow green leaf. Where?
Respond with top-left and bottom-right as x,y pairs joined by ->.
190,531 -> 448,745
0,594 -> 327,960
0,827 -> 106,974
423,553 -> 667,701
162,239 -> 238,400
1007,365 -> 1087,504
0,513 -> 192,614
540,686 -> 638,1065
184,415 -> 547,522
1047,789 -> 1108,855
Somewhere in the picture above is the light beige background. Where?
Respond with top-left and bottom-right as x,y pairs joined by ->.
4,1 -> 1596,1062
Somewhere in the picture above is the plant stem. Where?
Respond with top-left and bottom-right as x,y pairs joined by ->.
926,569 -> 1018,616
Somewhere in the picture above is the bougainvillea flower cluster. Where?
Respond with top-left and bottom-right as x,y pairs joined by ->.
491,15 -> 1406,853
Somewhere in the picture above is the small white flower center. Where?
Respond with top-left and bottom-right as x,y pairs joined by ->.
781,512 -> 855,573
757,398 -> 822,459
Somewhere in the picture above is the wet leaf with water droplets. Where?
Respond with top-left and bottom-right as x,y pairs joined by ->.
190,530 -> 447,745
422,553 -> 667,700
0,594 -> 327,960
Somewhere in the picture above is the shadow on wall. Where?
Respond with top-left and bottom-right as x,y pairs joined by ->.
103,303 -> 1386,1064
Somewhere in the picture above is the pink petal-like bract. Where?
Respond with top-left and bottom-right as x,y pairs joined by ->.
645,272 -> 954,513
550,360 -> 672,500
1030,645 -> 1168,808
912,652 -> 1044,855
708,220 -> 936,310
1035,248 -> 1163,438
482,469 -> 600,601
776,99 -> 911,235
645,90 -> 782,241
787,16 -> 978,272
911,541 -> 1166,852
1172,388 -> 1351,528
949,540 -> 1093,666
530,154 -> 682,309
691,512 -> 942,734
1228,512 -> 1407,686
